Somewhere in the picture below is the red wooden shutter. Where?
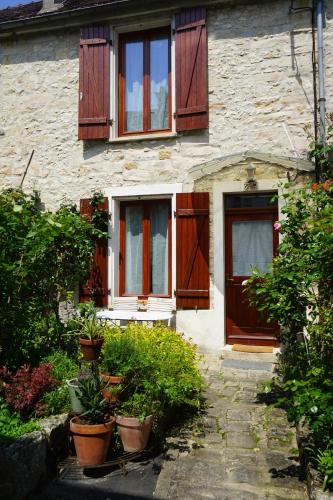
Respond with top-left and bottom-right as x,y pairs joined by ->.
176,192 -> 209,309
78,26 -> 110,140
79,198 -> 108,307
175,7 -> 208,132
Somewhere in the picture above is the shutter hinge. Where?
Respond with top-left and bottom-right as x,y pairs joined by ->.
173,112 -> 177,119
109,119 -> 113,126
172,28 -> 176,35
174,290 -> 177,296
108,289 -> 112,296
174,210 -> 177,218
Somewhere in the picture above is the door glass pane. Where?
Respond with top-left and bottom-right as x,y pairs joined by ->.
150,35 -> 169,130
125,41 -> 143,132
232,221 -> 273,276
225,194 -> 277,209
125,206 -> 143,294
150,203 -> 168,294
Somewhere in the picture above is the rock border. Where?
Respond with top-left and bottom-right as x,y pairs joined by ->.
0,414 -> 69,500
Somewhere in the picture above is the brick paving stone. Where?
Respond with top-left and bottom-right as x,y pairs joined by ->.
153,359 -> 307,500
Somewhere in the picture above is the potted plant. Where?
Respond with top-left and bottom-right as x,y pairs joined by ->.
100,331 -> 137,401
70,303 -> 105,361
70,374 -> 115,466
116,392 -> 157,452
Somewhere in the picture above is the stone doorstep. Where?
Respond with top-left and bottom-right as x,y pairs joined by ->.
221,358 -> 274,372
221,346 -> 279,364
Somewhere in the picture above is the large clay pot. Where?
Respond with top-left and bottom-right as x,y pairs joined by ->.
79,337 -> 104,361
116,415 -> 153,452
70,416 -> 115,466
66,378 -> 84,414
101,373 -> 125,402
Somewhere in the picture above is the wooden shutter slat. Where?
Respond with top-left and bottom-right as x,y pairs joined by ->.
79,197 -> 108,307
78,26 -> 110,140
176,192 -> 209,310
175,7 -> 208,132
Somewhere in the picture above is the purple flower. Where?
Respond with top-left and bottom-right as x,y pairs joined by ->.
273,222 -> 281,231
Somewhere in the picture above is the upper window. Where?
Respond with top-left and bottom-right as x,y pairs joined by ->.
118,28 -> 171,136
119,200 -> 171,297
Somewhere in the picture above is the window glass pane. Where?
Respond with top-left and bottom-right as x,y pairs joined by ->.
125,41 -> 143,132
232,220 -> 273,276
225,194 -> 277,209
150,36 -> 169,130
125,206 -> 143,294
150,203 -> 168,294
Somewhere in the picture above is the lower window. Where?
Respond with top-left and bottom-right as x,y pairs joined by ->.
119,200 -> 171,297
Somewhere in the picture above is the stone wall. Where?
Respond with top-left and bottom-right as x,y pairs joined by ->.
0,0 -> 331,209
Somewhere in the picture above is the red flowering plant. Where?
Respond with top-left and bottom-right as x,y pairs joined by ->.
0,363 -> 59,419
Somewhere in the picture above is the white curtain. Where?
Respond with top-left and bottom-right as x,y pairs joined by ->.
150,203 -> 168,294
150,37 -> 168,130
232,221 -> 272,276
125,206 -> 143,294
125,41 -> 143,132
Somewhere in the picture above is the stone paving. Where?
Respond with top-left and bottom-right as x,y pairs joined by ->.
154,360 -> 307,500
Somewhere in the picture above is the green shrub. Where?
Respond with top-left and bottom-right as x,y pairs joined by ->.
317,448 -> 333,491
0,399 -> 40,446
245,178 -> 333,489
100,327 -> 138,376
102,323 -> 204,424
0,189 -> 101,369
41,351 -> 79,416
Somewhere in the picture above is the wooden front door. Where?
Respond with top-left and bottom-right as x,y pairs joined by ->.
225,193 -> 279,346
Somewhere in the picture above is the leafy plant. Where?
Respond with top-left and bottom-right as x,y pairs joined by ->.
0,189 -> 98,369
76,375 -> 111,424
245,174 -> 333,490
41,351 -> 79,415
0,363 -> 58,419
100,327 -> 138,376
111,323 -> 204,424
0,399 -> 40,446
69,304 -> 105,341
317,448 -> 333,491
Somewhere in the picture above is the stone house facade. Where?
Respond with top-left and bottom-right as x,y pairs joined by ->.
0,0 -> 331,353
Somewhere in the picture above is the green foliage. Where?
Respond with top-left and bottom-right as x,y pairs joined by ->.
0,189 -> 97,368
317,448 -> 333,491
102,323 -> 204,424
245,179 -> 333,489
100,327 -> 138,376
0,399 -> 40,446
68,305 -> 106,341
41,351 -> 79,415
76,374 -> 110,424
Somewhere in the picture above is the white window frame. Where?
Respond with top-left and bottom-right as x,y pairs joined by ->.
109,17 -> 176,141
105,183 -> 183,305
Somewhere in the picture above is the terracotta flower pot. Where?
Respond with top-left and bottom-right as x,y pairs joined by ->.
70,416 -> 115,466
101,373 -> 125,402
79,337 -> 104,361
116,415 -> 153,452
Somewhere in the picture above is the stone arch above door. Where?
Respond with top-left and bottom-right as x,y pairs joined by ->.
184,151 -> 314,190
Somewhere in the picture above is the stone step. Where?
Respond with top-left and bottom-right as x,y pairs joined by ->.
221,358 -> 273,372
221,345 -> 279,364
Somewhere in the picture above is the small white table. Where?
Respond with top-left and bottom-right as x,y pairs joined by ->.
96,309 -> 172,325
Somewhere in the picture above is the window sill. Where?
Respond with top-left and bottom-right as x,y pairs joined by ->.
109,132 -> 177,144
